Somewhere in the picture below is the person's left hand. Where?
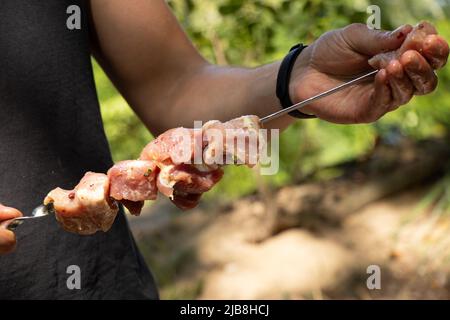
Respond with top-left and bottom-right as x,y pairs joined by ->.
0,203 -> 22,255
289,23 -> 449,123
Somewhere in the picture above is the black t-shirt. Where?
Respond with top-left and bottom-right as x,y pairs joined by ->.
0,0 -> 158,299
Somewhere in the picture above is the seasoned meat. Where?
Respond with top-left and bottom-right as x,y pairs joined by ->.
156,164 -> 223,196
140,115 -> 262,209
45,115 -> 265,233
44,172 -> 118,235
108,160 -> 159,200
107,160 -> 159,215
140,127 -> 205,165
203,115 -> 263,167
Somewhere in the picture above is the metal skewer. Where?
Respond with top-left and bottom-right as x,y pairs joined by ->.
2,70 -> 379,232
260,69 -> 379,124
6,203 -> 54,231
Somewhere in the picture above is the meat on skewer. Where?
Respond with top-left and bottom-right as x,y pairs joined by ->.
45,115 -> 264,234
139,115 -> 261,210
203,115 -> 262,166
138,126 -> 223,209
107,160 -> 159,215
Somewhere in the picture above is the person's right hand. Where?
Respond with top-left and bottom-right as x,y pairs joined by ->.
0,203 -> 22,255
290,23 -> 449,124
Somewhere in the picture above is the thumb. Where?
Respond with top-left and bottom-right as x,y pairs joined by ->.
342,24 -> 413,56
0,204 -> 22,222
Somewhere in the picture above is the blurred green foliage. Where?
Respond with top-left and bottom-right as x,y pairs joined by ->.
94,0 -> 450,202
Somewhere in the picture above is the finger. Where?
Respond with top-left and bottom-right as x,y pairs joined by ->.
0,204 -> 23,221
385,60 -> 414,110
363,69 -> 392,122
422,34 -> 449,69
399,50 -> 438,95
343,24 -> 413,57
0,228 -> 17,255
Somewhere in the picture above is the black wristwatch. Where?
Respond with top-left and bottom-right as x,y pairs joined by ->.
276,44 -> 316,119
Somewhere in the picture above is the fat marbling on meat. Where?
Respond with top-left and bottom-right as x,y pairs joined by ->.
107,160 -> 159,215
139,115 -> 262,209
45,115 -> 265,233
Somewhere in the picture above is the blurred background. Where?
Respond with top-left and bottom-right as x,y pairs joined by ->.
93,0 -> 450,299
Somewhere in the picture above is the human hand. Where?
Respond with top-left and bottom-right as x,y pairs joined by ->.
0,203 -> 22,255
290,22 -> 449,123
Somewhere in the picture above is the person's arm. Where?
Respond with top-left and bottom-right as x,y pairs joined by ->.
88,0 -> 448,136
0,204 -> 22,255
89,0 -> 287,135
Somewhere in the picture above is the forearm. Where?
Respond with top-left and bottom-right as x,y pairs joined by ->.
128,61 -> 293,135
89,0 -> 294,136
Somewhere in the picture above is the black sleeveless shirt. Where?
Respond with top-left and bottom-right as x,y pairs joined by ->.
0,0 -> 158,299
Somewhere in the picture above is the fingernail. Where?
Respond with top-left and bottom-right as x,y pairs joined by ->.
392,24 -> 413,39
397,31 -> 405,39
390,25 -> 405,37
